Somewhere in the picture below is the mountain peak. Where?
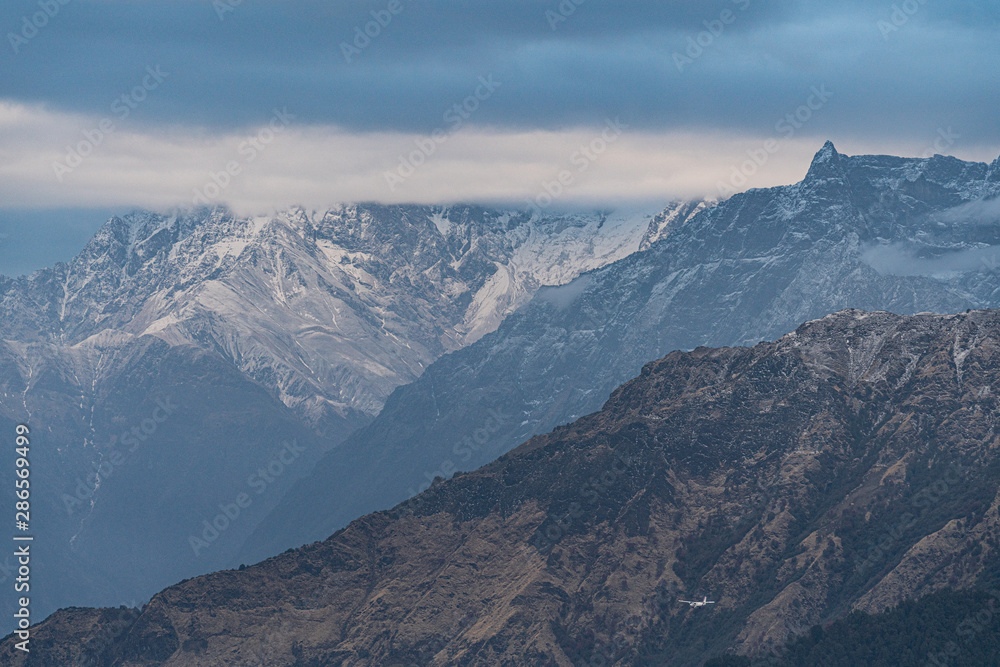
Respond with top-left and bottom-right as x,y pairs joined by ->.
804,140 -> 844,181
816,139 -> 838,156
988,153 -> 1000,183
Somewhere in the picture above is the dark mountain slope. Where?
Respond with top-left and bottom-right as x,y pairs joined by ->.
8,308 -> 1000,665
0,336 -> 329,624
706,589 -> 1000,667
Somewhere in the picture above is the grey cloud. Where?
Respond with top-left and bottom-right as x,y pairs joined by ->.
862,241 -> 1000,277
0,0 -> 996,143
934,197 -> 1000,224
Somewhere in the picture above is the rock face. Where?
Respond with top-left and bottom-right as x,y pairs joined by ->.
9,308 -> 1000,666
639,199 -> 714,251
0,203 -> 666,624
0,204 -> 664,430
250,143 -> 1000,564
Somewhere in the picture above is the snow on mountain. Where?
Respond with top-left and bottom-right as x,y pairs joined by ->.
247,142 -> 1000,564
638,199 -> 713,250
1,204 -> 675,431
0,201 -> 694,621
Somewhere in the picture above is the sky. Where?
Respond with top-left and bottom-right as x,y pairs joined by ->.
1,0 -> 999,275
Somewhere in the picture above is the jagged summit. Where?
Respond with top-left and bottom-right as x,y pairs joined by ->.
1,203 -> 669,423
803,140 -> 844,182
988,153 -> 1000,182
812,139 -> 839,160
800,140 -> 1000,200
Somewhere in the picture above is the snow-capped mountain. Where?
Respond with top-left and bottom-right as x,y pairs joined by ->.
0,202 -> 684,625
1,204 -> 672,431
247,142 -> 1000,564
638,198 -> 714,251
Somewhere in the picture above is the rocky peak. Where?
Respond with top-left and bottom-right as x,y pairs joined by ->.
803,139 -> 845,182
988,153 -> 1000,183
639,199 -> 713,250
0,203 -> 667,424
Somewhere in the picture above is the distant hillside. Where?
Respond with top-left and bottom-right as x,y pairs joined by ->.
7,309 -> 1000,665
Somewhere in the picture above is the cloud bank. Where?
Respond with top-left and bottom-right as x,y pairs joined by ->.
0,1 -> 996,216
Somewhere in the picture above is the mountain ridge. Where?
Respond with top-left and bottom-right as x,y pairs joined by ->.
0,201 -> 690,625
1,203 -> 677,427
245,143 -> 1000,564
8,307 -> 1000,665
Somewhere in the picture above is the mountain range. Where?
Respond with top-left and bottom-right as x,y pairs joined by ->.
3,141 -> 1000,658
0,203 -> 674,622
7,308 -> 1000,665
244,142 -> 1000,566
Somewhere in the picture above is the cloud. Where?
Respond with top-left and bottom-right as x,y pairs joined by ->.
861,242 -> 1000,277
536,273 -> 594,310
0,101 -> 780,212
0,1 -> 997,143
3,99 -> 997,214
0,1 -> 997,214
934,197 -> 1000,224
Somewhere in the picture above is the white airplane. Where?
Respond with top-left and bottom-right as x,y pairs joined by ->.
679,596 -> 716,608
